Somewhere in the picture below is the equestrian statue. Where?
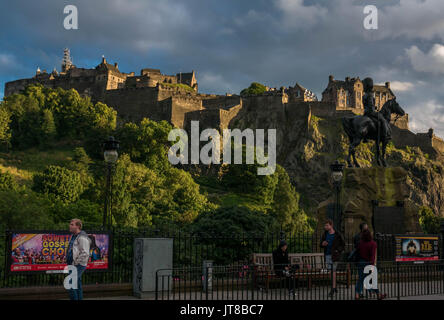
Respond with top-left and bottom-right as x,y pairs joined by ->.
342,77 -> 406,168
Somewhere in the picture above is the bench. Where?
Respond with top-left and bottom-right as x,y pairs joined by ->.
251,253 -> 351,291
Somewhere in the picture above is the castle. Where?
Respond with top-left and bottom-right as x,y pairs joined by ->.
4,49 -> 444,157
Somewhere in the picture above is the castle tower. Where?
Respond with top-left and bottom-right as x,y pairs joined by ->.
61,48 -> 73,73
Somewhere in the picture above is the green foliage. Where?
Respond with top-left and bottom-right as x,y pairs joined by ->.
0,170 -> 19,191
240,82 -> 268,96
220,143 -> 278,205
116,118 -> 173,172
0,105 -> 11,150
2,85 -> 116,151
269,165 -> 313,234
221,162 -> 277,204
190,205 -> 272,264
32,165 -> 84,203
106,154 -> 211,228
50,199 -> 102,229
418,206 -> 441,234
0,189 -> 53,230
67,147 -> 97,201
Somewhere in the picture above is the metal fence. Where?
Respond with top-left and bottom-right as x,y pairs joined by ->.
0,229 -> 407,289
155,261 -> 444,300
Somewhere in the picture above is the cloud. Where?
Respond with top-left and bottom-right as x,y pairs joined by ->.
376,0 -> 444,41
273,0 -> 328,29
1,0 -> 444,140
405,44 -> 444,74
389,81 -> 414,92
409,100 -> 444,136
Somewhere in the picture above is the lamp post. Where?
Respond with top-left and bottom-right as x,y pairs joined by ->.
103,136 -> 119,230
330,160 -> 345,233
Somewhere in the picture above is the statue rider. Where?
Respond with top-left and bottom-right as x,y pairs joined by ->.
362,77 -> 390,143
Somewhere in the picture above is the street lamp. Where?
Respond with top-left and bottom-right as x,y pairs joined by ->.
103,136 -> 119,230
330,160 -> 345,233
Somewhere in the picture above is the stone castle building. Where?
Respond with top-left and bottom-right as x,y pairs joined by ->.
4,49 -> 444,157
322,75 -> 395,111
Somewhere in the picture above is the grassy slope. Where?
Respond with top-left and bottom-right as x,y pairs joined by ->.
0,147 -> 75,187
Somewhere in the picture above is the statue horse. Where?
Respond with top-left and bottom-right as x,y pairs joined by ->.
342,98 -> 405,168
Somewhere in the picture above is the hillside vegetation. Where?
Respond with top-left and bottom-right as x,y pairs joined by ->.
0,85 -> 314,235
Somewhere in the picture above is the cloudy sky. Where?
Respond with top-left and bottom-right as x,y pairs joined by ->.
1,0 -> 444,136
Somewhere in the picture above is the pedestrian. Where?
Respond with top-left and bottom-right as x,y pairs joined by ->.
354,222 -> 368,249
355,229 -> 387,300
66,218 -> 91,300
272,240 -> 299,296
320,219 -> 345,297
349,222 -> 369,262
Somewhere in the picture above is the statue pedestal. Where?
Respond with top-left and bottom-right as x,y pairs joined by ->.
316,167 -> 421,236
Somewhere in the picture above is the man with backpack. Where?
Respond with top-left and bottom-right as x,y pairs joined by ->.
67,218 -> 91,300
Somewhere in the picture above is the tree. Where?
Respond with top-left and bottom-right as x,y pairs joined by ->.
190,205 -> 272,264
50,199 -> 102,228
0,105 -> 11,150
269,165 -> 312,234
240,82 -> 268,96
0,170 -> 19,191
39,109 -> 57,147
0,189 -> 53,230
418,206 -> 441,234
220,144 -> 278,205
116,118 -> 173,172
32,165 -> 84,203
2,85 -> 117,151
153,167 -> 213,226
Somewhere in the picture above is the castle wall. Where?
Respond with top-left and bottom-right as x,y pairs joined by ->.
241,94 -> 287,112
101,87 -> 160,122
391,114 -> 409,130
4,76 -> 106,98
157,85 -> 198,101
184,109 -> 221,132
5,79 -> 34,96
284,102 -> 311,129
220,104 -> 242,129
432,135 -> 444,154
391,126 -> 444,157
169,96 -> 203,129
202,95 -> 242,110
309,101 -> 337,117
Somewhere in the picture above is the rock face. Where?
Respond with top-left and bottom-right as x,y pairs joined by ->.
316,167 -> 421,235
225,97 -> 444,229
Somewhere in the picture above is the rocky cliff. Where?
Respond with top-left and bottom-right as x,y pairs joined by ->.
228,100 -> 444,225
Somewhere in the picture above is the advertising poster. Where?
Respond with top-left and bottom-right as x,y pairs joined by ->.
9,231 -> 110,272
395,235 -> 439,262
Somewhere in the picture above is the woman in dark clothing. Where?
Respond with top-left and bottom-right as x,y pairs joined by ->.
355,230 -> 386,300
272,240 -> 298,296
272,240 -> 290,275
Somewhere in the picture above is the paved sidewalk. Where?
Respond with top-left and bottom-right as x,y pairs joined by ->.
85,293 -> 444,300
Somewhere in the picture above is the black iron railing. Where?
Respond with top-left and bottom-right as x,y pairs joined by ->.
155,261 -> 444,300
0,229 -> 412,289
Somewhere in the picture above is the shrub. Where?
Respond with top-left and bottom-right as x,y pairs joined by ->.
32,165 -> 84,203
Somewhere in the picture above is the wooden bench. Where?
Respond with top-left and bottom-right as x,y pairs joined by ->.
251,253 -> 351,291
